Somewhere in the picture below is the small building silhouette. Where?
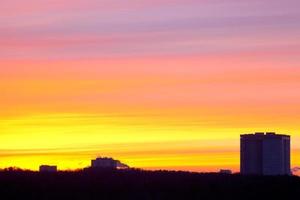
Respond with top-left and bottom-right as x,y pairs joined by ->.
91,157 -> 129,169
240,132 -> 291,175
91,157 -> 118,169
39,165 -> 57,172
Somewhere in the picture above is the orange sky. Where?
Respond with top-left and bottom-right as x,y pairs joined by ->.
1,0 -> 300,173
1,56 -> 300,173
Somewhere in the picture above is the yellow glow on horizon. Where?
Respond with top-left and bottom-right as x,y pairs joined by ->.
0,113 -> 299,172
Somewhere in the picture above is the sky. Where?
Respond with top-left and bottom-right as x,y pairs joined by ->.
0,0 -> 300,173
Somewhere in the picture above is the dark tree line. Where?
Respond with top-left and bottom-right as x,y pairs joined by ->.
0,168 -> 300,200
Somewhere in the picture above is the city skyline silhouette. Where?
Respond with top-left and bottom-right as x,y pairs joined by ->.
1,132 -> 298,177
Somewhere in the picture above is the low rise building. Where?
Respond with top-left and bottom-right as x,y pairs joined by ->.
91,157 -> 129,169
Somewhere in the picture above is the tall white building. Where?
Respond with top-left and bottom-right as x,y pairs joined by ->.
240,132 -> 290,175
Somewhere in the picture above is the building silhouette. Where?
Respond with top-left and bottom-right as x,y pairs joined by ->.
240,132 -> 290,175
91,157 -> 129,169
91,157 -> 118,169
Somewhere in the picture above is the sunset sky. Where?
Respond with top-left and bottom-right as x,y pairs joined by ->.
1,0 -> 300,172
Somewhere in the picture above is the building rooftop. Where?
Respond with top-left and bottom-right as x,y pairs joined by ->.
241,132 -> 290,138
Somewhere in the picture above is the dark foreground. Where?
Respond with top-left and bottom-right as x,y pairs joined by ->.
0,169 -> 300,200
